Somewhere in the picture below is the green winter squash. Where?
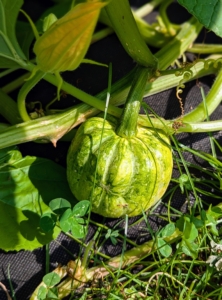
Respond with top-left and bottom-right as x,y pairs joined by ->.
67,67 -> 173,218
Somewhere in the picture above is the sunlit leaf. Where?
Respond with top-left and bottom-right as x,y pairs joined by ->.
43,13 -> 58,32
59,208 -> 73,232
178,0 -> 222,37
157,238 -> 172,258
182,239 -> 198,259
33,1 -> 107,73
184,221 -> 198,241
207,205 -> 222,220
43,272 -> 61,287
72,200 -> 90,217
70,218 -> 86,239
46,288 -> 59,299
59,208 -> 87,238
0,147 -> 76,251
159,223 -> 175,238
37,286 -> 47,300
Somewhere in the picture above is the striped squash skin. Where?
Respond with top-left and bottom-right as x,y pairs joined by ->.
67,117 -> 173,218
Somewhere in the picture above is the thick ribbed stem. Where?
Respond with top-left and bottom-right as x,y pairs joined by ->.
116,66 -> 151,138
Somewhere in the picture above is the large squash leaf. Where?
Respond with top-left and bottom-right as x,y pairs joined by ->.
0,147 -> 76,251
178,0 -> 222,37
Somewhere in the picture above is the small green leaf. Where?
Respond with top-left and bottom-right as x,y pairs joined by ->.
39,213 -> 57,233
59,208 -> 73,232
105,229 -> 112,239
37,286 -> 47,300
179,174 -> 191,193
59,208 -> 87,238
46,287 -> 59,299
159,223 -> 175,238
105,229 -> 119,245
179,174 -> 188,183
43,272 -> 61,287
76,217 -> 85,225
207,205 -> 222,220
79,291 -> 88,300
70,219 -> 87,239
43,13 -> 58,32
200,209 -> 207,222
110,236 -> 118,245
181,239 -> 198,259
49,198 -> 71,215
178,0 -> 222,37
206,214 -> 217,225
209,224 -> 219,236
176,216 -> 185,232
0,146 -> 21,164
191,216 -> 204,229
72,200 -> 90,217
157,238 -> 172,258
111,230 -> 119,238
184,221 -> 198,241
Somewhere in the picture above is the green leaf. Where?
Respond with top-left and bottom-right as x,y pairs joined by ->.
59,208 -> 73,232
207,205 -> 222,220
110,236 -> 118,245
0,0 -> 26,68
181,239 -> 198,259
176,215 -> 198,241
0,0 -> 25,59
37,286 -> 47,300
16,20 -> 34,59
176,216 -> 186,232
59,209 -> 87,238
79,292 -> 88,300
0,56 -> 22,68
70,218 -> 87,239
43,13 -> 58,32
46,288 -> 59,299
159,223 -> 175,238
178,0 -> 222,37
191,216 -> 204,229
43,272 -> 61,287
157,238 -> 172,258
184,220 -> 198,241
209,224 -> 219,236
0,147 -> 76,251
49,198 -> 71,215
200,209 -> 207,222
39,213 -> 57,233
0,146 -> 21,164
72,200 -> 90,217
179,174 -> 192,193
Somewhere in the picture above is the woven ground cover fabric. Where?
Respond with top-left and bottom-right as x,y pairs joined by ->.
0,0 -> 222,299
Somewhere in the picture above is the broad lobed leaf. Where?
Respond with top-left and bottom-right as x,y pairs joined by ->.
178,0 -> 222,37
0,147 -> 76,251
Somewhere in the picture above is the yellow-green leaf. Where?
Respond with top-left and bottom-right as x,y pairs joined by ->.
33,1 -> 107,73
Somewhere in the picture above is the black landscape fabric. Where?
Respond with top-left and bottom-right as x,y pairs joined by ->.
0,0 -> 222,299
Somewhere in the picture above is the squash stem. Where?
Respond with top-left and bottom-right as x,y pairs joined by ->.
104,0 -> 158,68
116,66 -> 151,138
